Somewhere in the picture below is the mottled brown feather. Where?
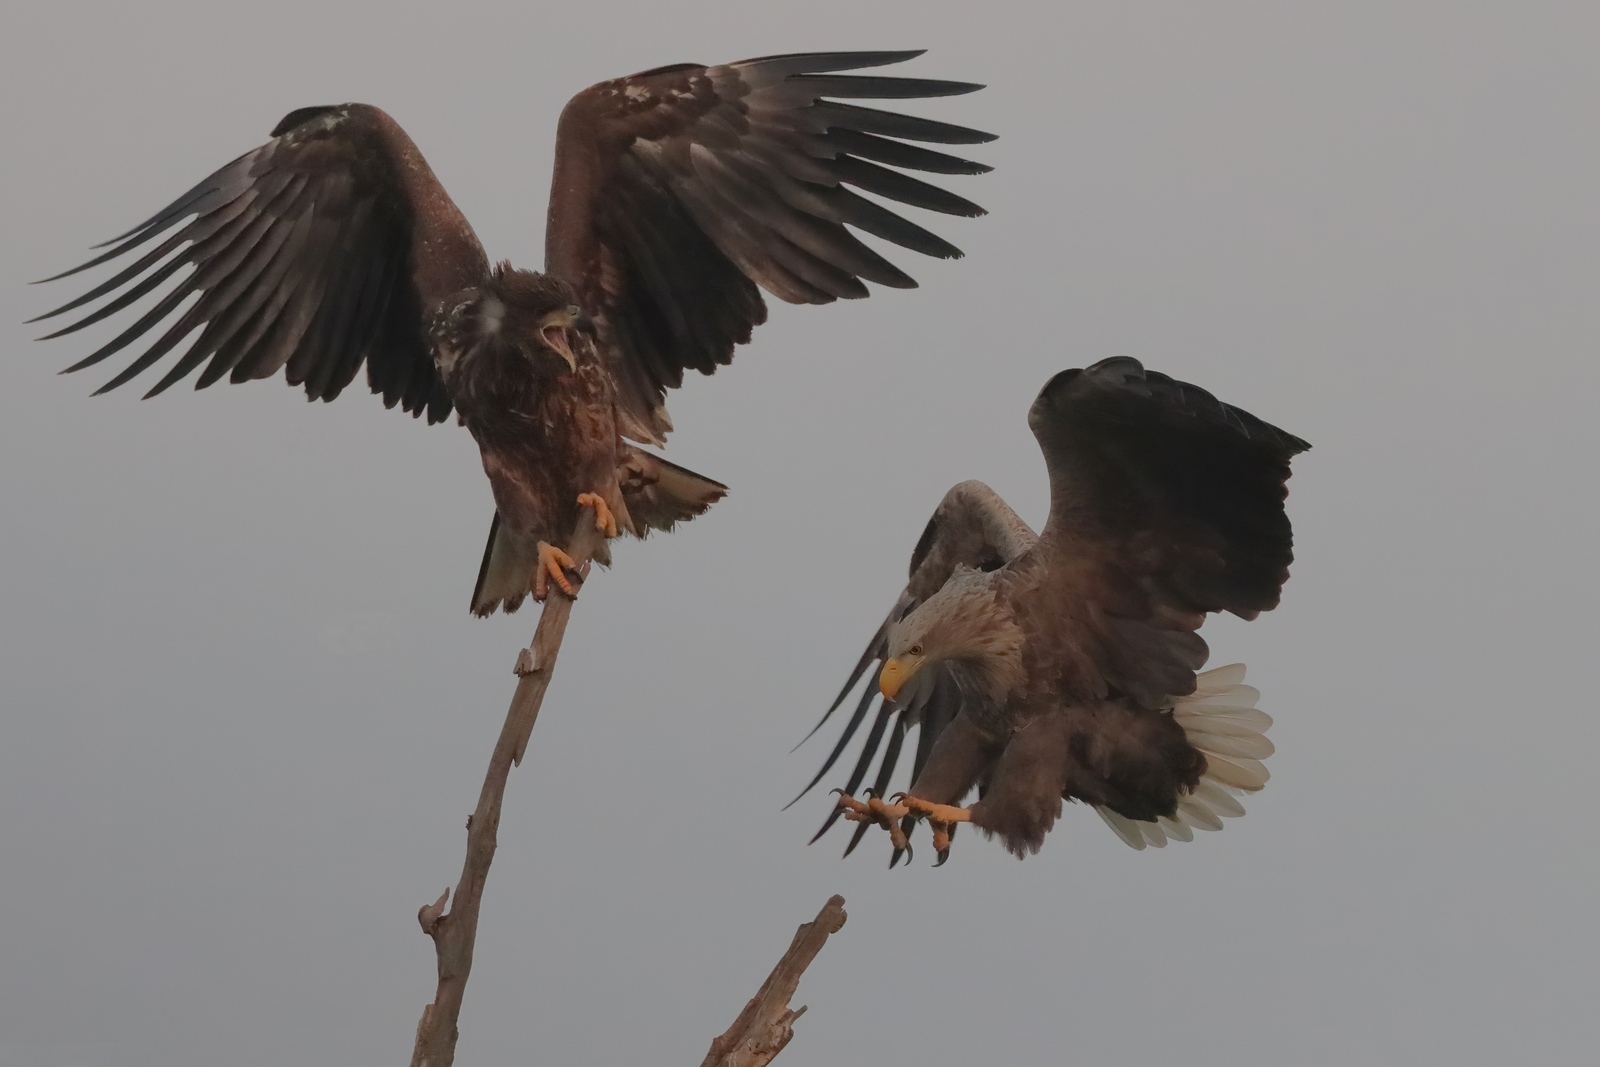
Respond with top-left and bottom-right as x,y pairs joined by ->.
545,51 -> 994,443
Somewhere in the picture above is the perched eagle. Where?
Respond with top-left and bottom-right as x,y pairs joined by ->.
795,358 -> 1310,864
33,51 -> 994,613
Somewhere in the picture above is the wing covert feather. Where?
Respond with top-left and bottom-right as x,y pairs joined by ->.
545,50 -> 995,443
1026,357 -> 1310,707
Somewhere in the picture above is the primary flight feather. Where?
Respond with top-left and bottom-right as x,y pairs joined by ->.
33,51 -> 994,613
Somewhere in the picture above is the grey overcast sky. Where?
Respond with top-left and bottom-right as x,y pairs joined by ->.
2,2 -> 1596,1065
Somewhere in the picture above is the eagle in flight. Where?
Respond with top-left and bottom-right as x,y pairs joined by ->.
795,358 -> 1309,864
33,51 -> 994,613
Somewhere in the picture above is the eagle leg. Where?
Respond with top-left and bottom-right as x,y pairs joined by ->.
576,493 -> 619,538
833,790 -> 911,852
893,793 -> 972,866
533,541 -> 580,601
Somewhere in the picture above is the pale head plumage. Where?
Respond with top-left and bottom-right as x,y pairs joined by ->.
882,567 -> 1023,705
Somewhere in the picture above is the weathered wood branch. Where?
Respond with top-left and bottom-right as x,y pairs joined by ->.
407,511 -> 845,1067
410,513 -> 604,1067
701,895 -> 849,1067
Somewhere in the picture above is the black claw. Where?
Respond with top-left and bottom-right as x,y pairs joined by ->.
933,849 -> 950,867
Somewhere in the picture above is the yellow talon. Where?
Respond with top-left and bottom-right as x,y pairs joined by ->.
533,541 -> 579,601
893,793 -> 972,864
577,492 -> 619,538
893,794 -> 973,827
834,792 -> 911,851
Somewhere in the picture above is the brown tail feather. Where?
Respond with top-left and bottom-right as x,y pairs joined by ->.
618,445 -> 728,535
468,450 -> 726,617
470,511 -> 536,617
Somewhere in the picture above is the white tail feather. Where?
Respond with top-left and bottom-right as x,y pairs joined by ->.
1096,807 -> 1151,850
1191,663 -> 1247,693
1158,817 -> 1194,842
1094,663 -> 1274,850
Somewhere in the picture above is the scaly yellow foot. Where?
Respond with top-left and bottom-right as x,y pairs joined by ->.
834,791 -> 910,852
576,493 -> 619,538
533,541 -> 579,601
893,793 -> 972,865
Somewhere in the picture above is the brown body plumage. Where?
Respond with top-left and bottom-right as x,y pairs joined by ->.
441,274 -> 621,553
801,358 -> 1309,862
34,52 -> 996,612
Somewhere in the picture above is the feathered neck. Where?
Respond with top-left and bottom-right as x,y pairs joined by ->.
900,570 -> 1024,704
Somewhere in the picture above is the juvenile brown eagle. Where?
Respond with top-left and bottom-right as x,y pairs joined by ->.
33,51 -> 994,613
795,358 -> 1309,864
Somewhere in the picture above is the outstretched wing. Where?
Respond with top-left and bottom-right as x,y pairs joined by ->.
546,50 -> 995,443
1028,356 -> 1311,708
791,480 -> 1036,856
33,104 -> 488,422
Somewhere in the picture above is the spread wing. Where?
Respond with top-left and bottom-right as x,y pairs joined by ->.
790,480 -> 1036,857
32,104 -> 488,422
545,50 -> 995,443
1028,357 -> 1311,708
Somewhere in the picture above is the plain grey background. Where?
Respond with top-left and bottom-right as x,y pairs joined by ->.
2,2 -> 1596,1064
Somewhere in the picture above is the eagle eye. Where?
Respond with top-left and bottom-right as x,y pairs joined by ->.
908,644 -> 924,657
566,304 -> 581,318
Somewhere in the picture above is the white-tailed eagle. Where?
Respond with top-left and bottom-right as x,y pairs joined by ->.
33,51 -> 994,613
795,358 -> 1309,864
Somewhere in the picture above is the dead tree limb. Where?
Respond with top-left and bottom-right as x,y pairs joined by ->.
701,895 -> 850,1067
410,513 -> 604,1067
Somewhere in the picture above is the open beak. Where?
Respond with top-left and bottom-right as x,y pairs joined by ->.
879,656 -> 921,702
540,322 -> 577,372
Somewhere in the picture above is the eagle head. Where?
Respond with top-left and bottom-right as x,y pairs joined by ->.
486,265 -> 588,374
880,569 -> 1021,704
430,267 -> 589,385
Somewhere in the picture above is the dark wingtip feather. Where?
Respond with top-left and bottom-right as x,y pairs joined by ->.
86,181 -> 218,250
786,685 -> 883,807
60,349 -> 111,375
797,74 -> 987,100
791,609 -> 895,752
808,805 -> 846,845
32,256 -> 114,287
35,311 -> 110,340
749,48 -> 927,67
813,102 -> 997,145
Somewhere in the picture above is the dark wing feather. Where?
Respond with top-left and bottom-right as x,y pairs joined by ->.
1028,357 -> 1311,707
546,50 -> 994,443
794,481 -> 1036,852
34,104 -> 487,422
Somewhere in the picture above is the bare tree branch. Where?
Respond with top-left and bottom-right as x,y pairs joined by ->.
410,513 -> 604,1067
701,895 -> 850,1067
407,510 -> 845,1067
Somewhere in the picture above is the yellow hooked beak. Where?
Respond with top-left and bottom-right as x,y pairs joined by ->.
537,307 -> 578,372
878,654 -> 924,702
